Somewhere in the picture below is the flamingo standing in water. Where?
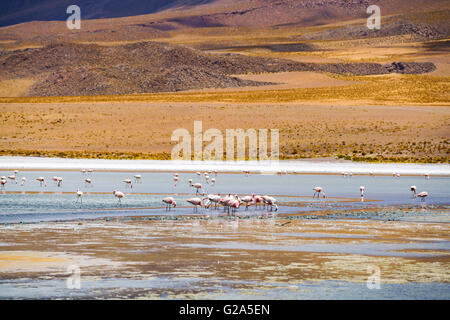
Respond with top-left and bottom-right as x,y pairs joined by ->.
253,194 -> 264,210
162,197 -> 176,211
36,177 -> 47,187
417,191 -> 428,202
173,176 -> 179,186
203,194 -> 221,209
186,197 -> 202,213
210,178 -> 216,186
84,178 -> 93,188
410,186 -> 417,198
241,195 -> 253,210
14,170 -> 19,175
113,190 -> 125,205
192,183 -> 203,195
262,196 -> 278,212
0,178 -> 7,190
424,173 -> 430,180
134,175 -> 142,184
313,187 -> 325,198
360,186 -> 365,202
123,179 -> 133,189
8,175 -> 17,184
56,177 -> 63,187
76,189 -> 83,204
229,196 -> 241,215
21,177 -> 26,186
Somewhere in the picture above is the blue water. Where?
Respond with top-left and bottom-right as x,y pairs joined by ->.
0,170 -> 449,223
0,277 -> 448,300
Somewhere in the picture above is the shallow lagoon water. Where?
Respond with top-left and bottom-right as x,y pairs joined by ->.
1,169 -> 449,300
0,170 -> 449,223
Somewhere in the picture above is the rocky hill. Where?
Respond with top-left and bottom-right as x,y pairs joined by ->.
0,41 -> 436,96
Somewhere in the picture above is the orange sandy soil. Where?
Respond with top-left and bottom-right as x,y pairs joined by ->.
0,218 -> 448,289
0,102 -> 448,162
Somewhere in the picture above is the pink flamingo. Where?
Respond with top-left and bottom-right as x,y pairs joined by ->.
162,197 -> 176,211
417,191 -> 428,202
56,177 -> 63,187
192,183 -> 203,195
210,178 -> 216,186
313,187 -> 325,198
173,176 -> 179,186
36,177 -> 47,187
253,194 -> 264,210
21,177 -> 26,186
262,196 -> 278,211
186,197 -> 202,213
229,196 -> 241,215
241,195 -> 253,210
424,173 -> 430,180
113,190 -> 125,205
123,179 -> 133,188
360,186 -> 365,202
203,194 -> 221,209
134,175 -> 142,184
76,189 -> 83,204
0,179 -> 7,190
8,175 -> 17,184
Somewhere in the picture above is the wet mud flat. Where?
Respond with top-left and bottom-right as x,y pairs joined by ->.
0,211 -> 449,299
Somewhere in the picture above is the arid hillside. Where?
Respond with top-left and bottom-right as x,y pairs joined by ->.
0,41 -> 436,96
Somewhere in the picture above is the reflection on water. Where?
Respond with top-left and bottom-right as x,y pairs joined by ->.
1,277 -> 449,300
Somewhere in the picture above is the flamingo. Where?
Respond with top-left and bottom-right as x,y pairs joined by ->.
87,169 -> 94,173
424,173 -> 430,180
241,195 -> 254,210
417,191 -> 428,202
123,179 -> 133,188
219,194 -> 233,213
410,186 -> 417,198
263,195 -> 278,211
8,175 -> 17,184
186,197 -> 202,213
210,178 -> 216,186
253,194 -> 264,210
76,189 -> 83,204
192,183 -> 203,195
203,194 -> 221,209
162,197 -> 176,211
173,176 -> 179,186
229,196 -> 241,215
0,179 -> 7,190
134,175 -> 142,183
313,187 -> 325,198
188,179 -> 193,187
14,170 -> 19,175
21,177 -> 26,186
113,190 -> 125,205
360,186 -> 365,202
84,178 -> 93,188
81,169 -> 87,174
56,177 -> 63,187
36,177 -> 46,187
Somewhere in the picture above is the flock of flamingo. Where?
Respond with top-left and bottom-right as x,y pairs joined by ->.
0,169 -> 431,214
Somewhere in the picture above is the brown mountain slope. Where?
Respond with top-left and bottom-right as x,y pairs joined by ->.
0,41 -> 436,96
